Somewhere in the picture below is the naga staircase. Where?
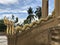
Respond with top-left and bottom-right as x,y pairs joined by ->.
1,0 -> 60,45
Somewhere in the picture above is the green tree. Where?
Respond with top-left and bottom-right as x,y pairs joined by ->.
12,15 -> 14,20
27,7 -> 33,14
24,19 -> 28,24
27,7 -> 35,23
15,17 -> 18,23
11,15 -> 18,23
0,19 -> 7,32
35,6 -> 42,19
27,15 -> 35,23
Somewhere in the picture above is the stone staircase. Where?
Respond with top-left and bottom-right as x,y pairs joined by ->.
50,26 -> 60,45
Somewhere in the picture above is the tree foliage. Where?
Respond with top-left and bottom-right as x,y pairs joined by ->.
0,19 -> 7,32
12,15 -> 14,20
35,6 -> 42,19
24,19 -> 28,24
26,7 -> 35,24
27,7 -> 33,15
15,17 -> 18,23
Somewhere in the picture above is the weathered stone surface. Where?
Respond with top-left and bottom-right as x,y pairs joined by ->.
42,0 -> 48,18
55,0 -> 60,16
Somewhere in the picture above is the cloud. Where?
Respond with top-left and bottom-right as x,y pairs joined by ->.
0,9 -> 27,14
0,14 -> 26,24
0,0 -> 42,14
2,14 -> 16,18
49,13 -> 52,15
21,3 -> 41,10
0,14 -> 17,19
0,0 -> 19,4
36,0 -> 42,2
0,0 -> 54,23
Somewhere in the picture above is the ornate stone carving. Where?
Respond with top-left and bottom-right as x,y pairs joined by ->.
4,16 -> 14,35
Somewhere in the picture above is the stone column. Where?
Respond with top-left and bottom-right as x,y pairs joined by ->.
7,25 -> 9,34
42,0 -> 48,18
55,0 -> 60,17
12,25 -> 14,34
9,25 -> 12,35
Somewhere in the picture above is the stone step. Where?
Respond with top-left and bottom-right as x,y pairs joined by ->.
50,30 -> 60,36
51,32 -> 59,35
50,29 -> 59,32
51,41 -> 60,45
51,38 -> 60,42
51,30 -> 59,34
51,36 -> 60,39
50,27 -> 60,32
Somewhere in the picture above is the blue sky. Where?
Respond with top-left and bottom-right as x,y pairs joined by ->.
0,0 -> 54,23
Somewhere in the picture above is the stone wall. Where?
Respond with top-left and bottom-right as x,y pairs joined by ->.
16,18 -> 55,45
16,26 -> 49,45
8,35 -> 16,45
7,16 -> 60,45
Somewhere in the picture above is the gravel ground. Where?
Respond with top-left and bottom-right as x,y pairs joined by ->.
0,36 -> 7,45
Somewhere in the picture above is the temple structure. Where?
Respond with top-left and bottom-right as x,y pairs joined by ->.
2,0 -> 60,45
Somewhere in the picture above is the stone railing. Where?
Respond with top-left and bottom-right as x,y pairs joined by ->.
15,16 -> 53,34
5,15 -> 60,45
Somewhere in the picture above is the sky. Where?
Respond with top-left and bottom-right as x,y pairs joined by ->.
0,0 -> 54,23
